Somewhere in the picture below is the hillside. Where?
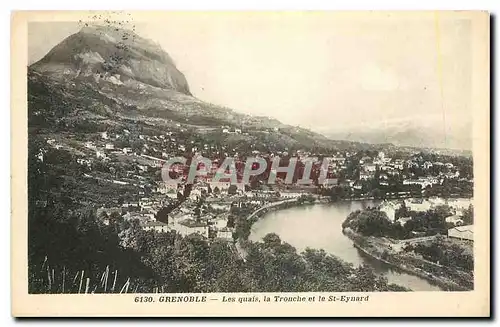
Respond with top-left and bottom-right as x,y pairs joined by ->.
29,25 -> 375,153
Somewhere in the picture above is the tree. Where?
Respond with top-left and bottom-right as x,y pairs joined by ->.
462,204 -> 474,225
156,207 -> 171,224
228,185 -> 238,195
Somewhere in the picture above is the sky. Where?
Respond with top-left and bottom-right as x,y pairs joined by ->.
28,12 -> 472,136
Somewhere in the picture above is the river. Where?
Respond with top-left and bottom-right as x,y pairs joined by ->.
248,201 -> 442,291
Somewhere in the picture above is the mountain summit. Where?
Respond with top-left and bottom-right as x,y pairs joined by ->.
30,25 -> 191,95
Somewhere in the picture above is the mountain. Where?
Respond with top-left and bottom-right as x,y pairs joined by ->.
31,25 -> 191,95
30,25 -> 375,154
325,116 -> 472,151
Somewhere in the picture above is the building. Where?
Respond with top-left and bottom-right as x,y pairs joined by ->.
216,227 -> 234,241
213,217 -> 229,229
397,217 -> 412,226
175,219 -> 209,238
404,199 -> 432,212
190,188 -> 202,200
364,164 -> 377,172
211,203 -> 231,211
423,161 -> 433,169
447,198 -> 472,211
448,225 -> 473,241
359,171 -> 373,180
142,221 -> 170,233
280,191 -> 305,199
157,182 -> 178,194
85,141 -> 96,150
96,150 -> 106,159
445,215 -> 464,226
379,201 -> 401,222
428,197 -> 446,207
208,181 -> 231,193
403,177 -> 439,189
165,189 -> 178,199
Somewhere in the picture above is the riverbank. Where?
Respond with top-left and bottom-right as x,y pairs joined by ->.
246,196 -> 331,222
235,196 -> 331,257
342,228 -> 473,291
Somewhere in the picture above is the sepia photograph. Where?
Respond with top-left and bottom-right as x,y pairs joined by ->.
11,10 -> 490,317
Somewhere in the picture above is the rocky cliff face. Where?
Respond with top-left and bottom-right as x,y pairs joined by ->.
30,25 -> 191,95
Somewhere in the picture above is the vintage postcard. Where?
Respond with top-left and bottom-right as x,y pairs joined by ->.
11,11 -> 490,317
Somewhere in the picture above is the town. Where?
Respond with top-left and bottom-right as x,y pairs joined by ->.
37,123 -> 474,246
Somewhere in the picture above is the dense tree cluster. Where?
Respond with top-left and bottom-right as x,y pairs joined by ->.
404,240 -> 473,272
343,205 -> 454,240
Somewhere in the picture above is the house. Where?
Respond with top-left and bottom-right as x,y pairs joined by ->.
359,171 -> 373,180
208,181 -> 231,193
404,199 -> 432,212
85,141 -> 96,150
397,217 -> 412,226
101,132 -> 108,140
447,198 -> 472,211
36,150 -> 44,162
359,156 -> 372,164
96,150 -> 106,159
157,182 -> 178,194
165,189 -> 178,199
448,225 -> 473,241
280,191 -> 304,199
122,202 -> 140,210
216,227 -> 234,241
211,203 -> 231,211
364,164 -> 377,172
393,161 -> 404,170
423,161 -> 433,169
445,215 -> 464,226
137,165 -> 148,172
76,158 -> 91,166
142,221 -> 170,233
105,143 -> 114,150
403,177 -> 439,189
122,147 -> 132,154
428,197 -> 446,207
190,188 -> 202,200
379,201 -> 401,222
176,219 -> 209,238
213,217 -> 229,229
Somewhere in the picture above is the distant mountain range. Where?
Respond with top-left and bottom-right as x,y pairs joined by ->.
324,116 -> 472,151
